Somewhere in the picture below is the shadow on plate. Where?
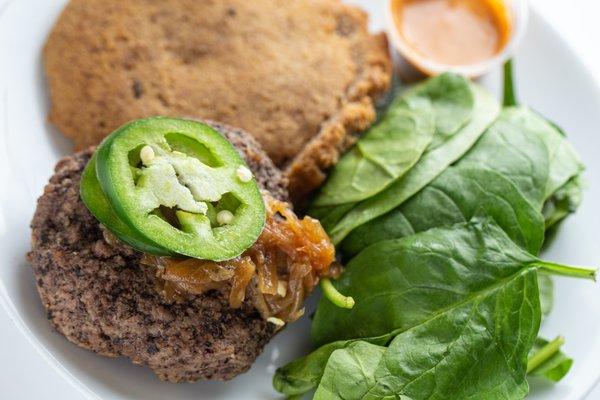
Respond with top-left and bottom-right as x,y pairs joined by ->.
35,52 -> 73,158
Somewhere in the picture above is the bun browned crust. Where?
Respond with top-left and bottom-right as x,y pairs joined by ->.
43,0 -> 391,203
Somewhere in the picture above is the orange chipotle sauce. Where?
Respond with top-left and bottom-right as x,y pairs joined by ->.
392,0 -> 511,66
142,194 -> 336,324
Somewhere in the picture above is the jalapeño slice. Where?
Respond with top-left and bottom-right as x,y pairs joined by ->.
95,117 -> 266,261
80,153 -> 174,255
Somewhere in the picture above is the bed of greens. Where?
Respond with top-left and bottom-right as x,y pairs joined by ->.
274,62 -> 595,400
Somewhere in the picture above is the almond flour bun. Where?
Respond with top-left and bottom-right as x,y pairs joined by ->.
43,0 -> 392,203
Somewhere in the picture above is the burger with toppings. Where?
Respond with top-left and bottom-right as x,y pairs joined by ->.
28,117 -> 345,381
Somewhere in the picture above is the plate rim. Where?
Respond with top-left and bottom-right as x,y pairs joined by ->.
0,1 -> 599,399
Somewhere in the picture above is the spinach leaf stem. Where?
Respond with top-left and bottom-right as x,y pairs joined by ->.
320,278 -> 355,309
535,261 -> 597,281
527,336 -> 565,373
503,59 -> 518,107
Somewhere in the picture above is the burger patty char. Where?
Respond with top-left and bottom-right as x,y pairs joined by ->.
27,123 -> 288,382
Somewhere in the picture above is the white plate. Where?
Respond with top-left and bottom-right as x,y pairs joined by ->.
0,1 -> 599,399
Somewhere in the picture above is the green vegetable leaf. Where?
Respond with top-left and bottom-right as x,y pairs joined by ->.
459,106 -> 583,227
503,59 -> 584,227
541,125 -> 584,202
312,219 -> 547,346
273,341 -> 348,397
459,107 -> 552,208
341,105 -> 584,259
316,275 -> 537,400
543,175 -> 584,230
281,63 -> 586,399
273,335 -> 395,397
313,342 -> 386,400
502,60 -> 583,213
314,105 -> 434,206
325,76 -> 500,244
405,73 -> 473,141
273,329 -> 572,397
527,337 -> 573,382
274,220 -> 594,398
342,165 -> 545,257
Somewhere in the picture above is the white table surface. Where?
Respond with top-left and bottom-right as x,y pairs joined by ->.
1,1 -> 599,399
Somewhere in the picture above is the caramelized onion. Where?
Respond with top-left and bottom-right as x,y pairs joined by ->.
142,194 -> 335,323
229,257 -> 255,308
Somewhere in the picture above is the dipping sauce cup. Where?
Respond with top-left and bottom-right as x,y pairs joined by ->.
386,0 -> 529,79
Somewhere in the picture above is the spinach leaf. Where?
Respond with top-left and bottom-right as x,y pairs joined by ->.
502,60 -> 584,205
406,73 -> 473,143
539,120 -> 584,201
314,105 -> 434,206
543,175 -> 584,230
459,106 -> 584,232
273,341 -> 356,396
378,108 -> 577,322
278,61 -> 587,399
527,337 -> 573,382
341,106 -> 584,258
273,334 -> 395,397
312,219 -> 547,346
274,220 -> 594,397
310,72 -> 482,230
440,106 -> 583,322
273,320 -> 571,397
458,107 -> 551,208
315,274 -> 537,400
325,79 -> 499,244
276,307 -> 573,398
313,341 -> 386,400
342,165 -> 545,257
